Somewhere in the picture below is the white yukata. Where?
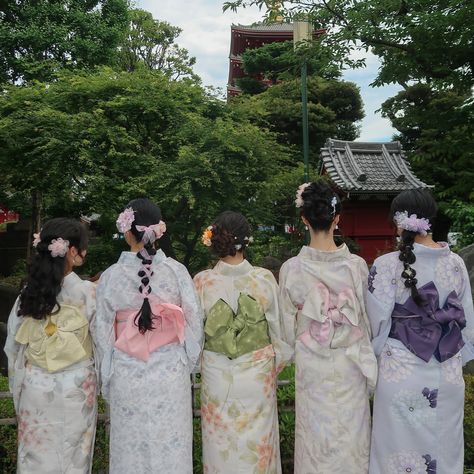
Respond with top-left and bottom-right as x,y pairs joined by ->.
367,243 -> 474,474
4,272 -> 98,474
194,259 -> 292,474
94,249 -> 203,474
279,244 -> 377,474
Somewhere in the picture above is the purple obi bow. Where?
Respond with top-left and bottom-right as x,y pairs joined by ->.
389,281 -> 465,363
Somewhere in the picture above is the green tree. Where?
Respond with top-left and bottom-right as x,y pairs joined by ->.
0,0 -> 129,83
0,68 -> 292,270
116,9 -> 198,81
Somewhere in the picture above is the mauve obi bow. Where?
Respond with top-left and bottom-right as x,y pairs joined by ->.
299,282 -> 363,349
390,281 -> 465,362
115,302 -> 185,362
204,293 -> 271,359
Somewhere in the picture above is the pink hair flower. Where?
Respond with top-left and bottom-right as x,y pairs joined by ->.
295,183 -> 311,208
394,211 -> 431,236
32,233 -> 41,247
48,238 -> 70,258
116,207 -> 135,233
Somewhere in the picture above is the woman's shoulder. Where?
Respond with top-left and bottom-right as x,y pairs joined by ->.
372,250 -> 400,268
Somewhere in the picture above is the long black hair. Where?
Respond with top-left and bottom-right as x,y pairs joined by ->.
125,198 -> 163,334
18,218 -> 88,319
210,211 -> 252,258
300,181 -> 341,231
390,189 -> 437,306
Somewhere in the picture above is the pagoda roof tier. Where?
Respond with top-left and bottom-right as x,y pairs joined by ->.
320,138 -> 431,194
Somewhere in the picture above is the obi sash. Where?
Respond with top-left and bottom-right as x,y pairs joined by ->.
114,301 -> 185,362
389,281 -> 465,362
15,304 -> 92,373
299,282 -> 363,349
204,293 -> 271,359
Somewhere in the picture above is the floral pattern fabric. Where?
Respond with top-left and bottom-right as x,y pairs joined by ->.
367,243 -> 474,474
194,259 -> 291,474
4,272 -> 97,474
94,250 -> 204,474
279,244 -> 376,474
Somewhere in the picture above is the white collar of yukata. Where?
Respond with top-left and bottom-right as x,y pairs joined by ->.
412,241 -> 450,256
117,248 -> 167,265
215,259 -> 253,276
299,243 -> 350,262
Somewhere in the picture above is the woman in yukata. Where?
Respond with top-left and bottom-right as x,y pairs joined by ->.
94,198 -> 203,474
194,211 -> 292,474
279,181 -> 377,474
367,189 -> 474,474
5,218 -> 97,473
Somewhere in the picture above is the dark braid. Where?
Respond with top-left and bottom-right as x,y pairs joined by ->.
125,198 -> 163,334
398,230 -> 423,305
390,189 -> 438,308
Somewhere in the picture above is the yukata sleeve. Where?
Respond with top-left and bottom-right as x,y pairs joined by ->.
177,265 -> 204,373
4,297 -> 24,393
366,255 -> 397,357
278,261 -> 298,357
94,270 -> 117,401
262,270 -> 293,372
458,259 -> 474,365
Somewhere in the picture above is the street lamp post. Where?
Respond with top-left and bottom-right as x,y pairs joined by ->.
293,21 -> 312,183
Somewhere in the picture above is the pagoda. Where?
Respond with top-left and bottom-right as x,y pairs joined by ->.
320,138 -> 431,262
227,23 -> 324,97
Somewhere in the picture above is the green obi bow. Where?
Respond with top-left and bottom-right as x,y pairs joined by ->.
204,293 -> 271,359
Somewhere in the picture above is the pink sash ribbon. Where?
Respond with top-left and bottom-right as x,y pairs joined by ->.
115,302 -> 185,362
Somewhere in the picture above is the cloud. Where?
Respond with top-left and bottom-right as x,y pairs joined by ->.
137,0 -> 400,141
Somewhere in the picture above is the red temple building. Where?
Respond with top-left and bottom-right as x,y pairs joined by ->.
320,139 -> 431,263
227,23 -> 325,97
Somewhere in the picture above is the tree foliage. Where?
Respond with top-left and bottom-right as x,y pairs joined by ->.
0,68 -> 292,270
0,0 -> 129,83
116,9 -> 198,81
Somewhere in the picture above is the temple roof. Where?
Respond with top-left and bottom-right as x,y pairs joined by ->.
232,23 -> 295,33
320,139 -> 431,194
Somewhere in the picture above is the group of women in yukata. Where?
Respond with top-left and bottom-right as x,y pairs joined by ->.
5,182 -> 474,474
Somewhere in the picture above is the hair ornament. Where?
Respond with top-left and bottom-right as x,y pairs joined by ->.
394,211 -> 431,236
136,221 -> 166,244
32,232 -> 41,248
331,196 -> 338,215
116,207 -> 135,233
295,182 -> 311,208
201,225 -> 213,247
48,238 -> 70,258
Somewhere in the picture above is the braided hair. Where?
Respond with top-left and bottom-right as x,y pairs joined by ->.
126,198 -> 163,334
19,218 -> 88,319
210,211 -> 252,258
390,189 -> 437,306
300,181 -> 341,231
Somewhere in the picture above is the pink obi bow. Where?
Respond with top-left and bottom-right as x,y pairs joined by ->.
115,302 -> 185,362
299,282 -> 363,348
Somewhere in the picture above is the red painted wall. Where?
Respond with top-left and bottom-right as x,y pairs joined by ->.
339,199 -> 396,263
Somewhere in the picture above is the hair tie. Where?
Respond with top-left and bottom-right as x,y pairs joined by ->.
201,226 -> 213,247
48,238 -> 70,258
136,221 -> 167,244
32,232 -> 41,247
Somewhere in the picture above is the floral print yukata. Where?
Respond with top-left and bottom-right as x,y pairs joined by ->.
94,250 -> 203,474
4,272 -> 98,474
367,243 -> 474,474
194,259 -> 292,474
279,244 -> 377,474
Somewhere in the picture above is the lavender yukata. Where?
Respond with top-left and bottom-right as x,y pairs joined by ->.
367,243 -> 474,474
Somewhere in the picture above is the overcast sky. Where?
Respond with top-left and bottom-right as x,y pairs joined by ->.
137,0 -> 401,142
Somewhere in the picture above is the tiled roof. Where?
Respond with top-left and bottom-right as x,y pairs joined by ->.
320,139 -> 431,194
232,23 -> 294,32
